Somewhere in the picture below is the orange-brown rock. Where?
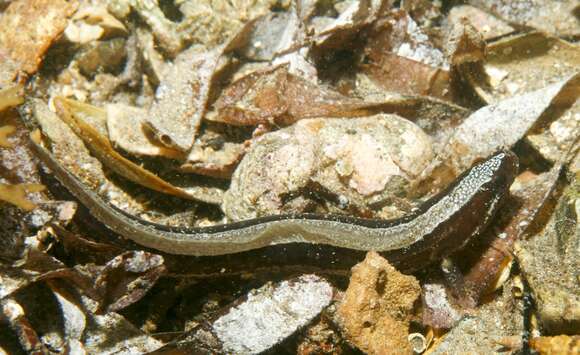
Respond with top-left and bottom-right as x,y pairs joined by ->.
337,252 -> 421,355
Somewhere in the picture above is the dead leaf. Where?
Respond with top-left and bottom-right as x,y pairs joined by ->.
0,0 -> 79,75
95,251 -> 166,313
144,19 -> 258,152
479,32 -> 580,103
214,65 -> 388,126
54,97 -> 223,204
469,0 -> 579,37
0,85 -> 24,112
428,74 -> 579,184
360,10 -> 451,100
0,183 -> 45,211
106,103 -> 184,159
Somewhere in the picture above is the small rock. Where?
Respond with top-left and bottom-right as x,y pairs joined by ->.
224,116 -> 433,220
75,38 -> 127,78
337,252 -> 421,355
429,278 -> 525,353
421,282 -> 463,329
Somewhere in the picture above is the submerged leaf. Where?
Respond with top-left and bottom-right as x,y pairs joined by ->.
53,97 -> 223,204
144,19 -> 258,152
469,0 -> 579,37
106,103 -> 183,159
0,0 -> 79,75
0,125 -> 16,148
95,251 -> 166,313
360,10 -> 451,100
155,274 -> 333,354
0,85 -> 24,112
427,74 -> 580,183
479,32 -> 580,103
0,183 -> 45,211
145,46 -> 227,152
214,65 -> 387,126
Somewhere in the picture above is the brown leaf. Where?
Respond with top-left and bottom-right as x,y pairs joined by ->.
53,97 -> 223,204
45,282 -> 164,353
477,32 -> 580,104
459,163 -> 563,304
144,19 -> 258,152
0,0 -> 79,76
361,53 -> 450,99
0,85 -> 24,112
360,10 -> 451,100
468,0 -> 579,37
49,224 -> 123,265
95,251 -> 166,313
215,65 -> 386,126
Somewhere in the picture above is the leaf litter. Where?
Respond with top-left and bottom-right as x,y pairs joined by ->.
0,0 -> 579,353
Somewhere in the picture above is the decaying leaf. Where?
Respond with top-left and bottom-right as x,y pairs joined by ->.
458,162 -> 564,305
214,65 -> 389,127
53,97 -> 223,204
154,274 -> 334,354
106,103 -> 183,159
0,0 -> 79,76
468,0 -> 579,38
144,46 -> 228,152
360,10 -> 451,100
0,183 -> 45,211
423,74 -> 579,187
479,32 -> 580,103
49,224 -> 123,265
95,251 -> 166,313
0,85 -> 24,112
45,282 -> 164,354
515,171 -> 580,334
144,19 -> 258,152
